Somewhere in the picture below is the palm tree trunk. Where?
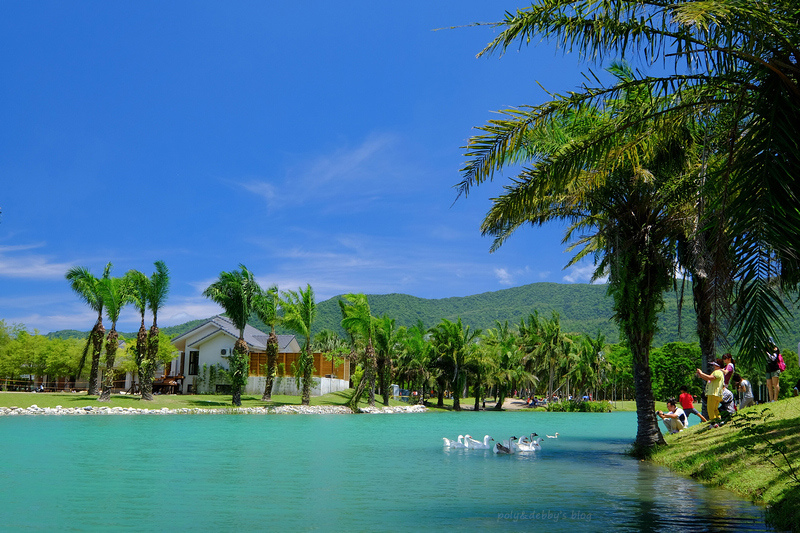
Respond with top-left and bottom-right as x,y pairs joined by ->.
366,341 -> 376,407
693,275 -> 716,418
230,337 -> 249,407
301,342 -> 313,406
135,321 -> 147,395
88,318 -> 105,396
98,328 -> 118,401
141,324 -> 159,401
262,332 -> 278,401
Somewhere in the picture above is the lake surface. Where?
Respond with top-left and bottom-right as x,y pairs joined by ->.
1,411 -> 768,531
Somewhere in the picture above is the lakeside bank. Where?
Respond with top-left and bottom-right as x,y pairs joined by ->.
651,395 -> 800,532
0,403 -> 427,416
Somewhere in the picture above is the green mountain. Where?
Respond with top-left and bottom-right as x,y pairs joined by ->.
49,282 -> 799,348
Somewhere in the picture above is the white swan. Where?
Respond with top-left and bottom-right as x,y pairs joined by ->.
442,435 -> 466,448
464,434 -> 493,449
515,433 -> 542,452
546,432 -> 559,439
493,436 -> 518,454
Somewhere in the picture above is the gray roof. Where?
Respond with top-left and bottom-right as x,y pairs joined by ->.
176,315 -> 299,353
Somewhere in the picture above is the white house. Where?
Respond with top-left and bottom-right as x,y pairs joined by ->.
169,316 -> 350,396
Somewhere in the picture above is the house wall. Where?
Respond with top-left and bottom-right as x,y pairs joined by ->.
245,376 -> 350,396
186,335 -> 237,394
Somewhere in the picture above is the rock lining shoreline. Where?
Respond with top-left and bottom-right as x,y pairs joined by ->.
1,404 -> 428,416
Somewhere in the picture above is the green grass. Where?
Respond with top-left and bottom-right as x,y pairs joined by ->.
651,396 -> 800,532
0,389 -> 408,411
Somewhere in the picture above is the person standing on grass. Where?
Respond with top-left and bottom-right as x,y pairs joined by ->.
766,345 -> 781,402
697,359 -> 725,422
656,399 -> 687,434
679,385 -> 707,424
732,374 -> 755,409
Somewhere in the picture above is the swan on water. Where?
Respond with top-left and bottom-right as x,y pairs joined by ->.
515,433 -> 542,452
546,432 -> 559,439
442,435 -> 466,448
493,436 -> 518,454
464,434 -> 494,449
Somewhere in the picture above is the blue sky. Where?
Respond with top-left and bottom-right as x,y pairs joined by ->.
1,2 -> 603,334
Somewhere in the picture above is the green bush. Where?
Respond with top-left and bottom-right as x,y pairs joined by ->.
546,400 -> 611,412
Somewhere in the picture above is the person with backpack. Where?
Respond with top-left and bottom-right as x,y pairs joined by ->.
766,345 -> 782,402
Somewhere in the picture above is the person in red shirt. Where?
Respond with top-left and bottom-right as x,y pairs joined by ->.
679,385 -> 708,424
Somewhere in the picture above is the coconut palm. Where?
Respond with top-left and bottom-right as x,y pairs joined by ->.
339,293 -> 376,409
253,284 -> 281,401
466,0 -> 800,365
282,284 -> 317,406
312,329 -> 349,383
395,321 -> 434,405
482,322 -> 536,410
202,265 -> 260,406
65,263 -> 111,395
97,272 -> 132,401
429,317 -> 481,411
373,314 -> 399,406
464,335 -> 497,411
125,269 -> 150,394
141,261 -> 170,401
459,58 -> 700,448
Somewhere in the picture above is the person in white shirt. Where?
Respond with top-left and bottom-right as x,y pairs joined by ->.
657,399 -> 687,434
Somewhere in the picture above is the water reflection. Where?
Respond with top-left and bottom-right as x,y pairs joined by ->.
0,411 -> 771,531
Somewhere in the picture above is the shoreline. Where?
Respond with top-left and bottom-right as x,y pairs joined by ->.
1,403 -> 428,416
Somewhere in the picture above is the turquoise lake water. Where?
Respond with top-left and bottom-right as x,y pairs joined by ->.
0,411 -> 768,531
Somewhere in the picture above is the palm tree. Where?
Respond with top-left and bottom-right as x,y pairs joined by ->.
125,269 -> 150,394
458,60 -> 696,448
395,321 -> 434,405
312,329 -> 350,385
253,284 -> 281,401
202,265 -> 260,406
97,273 -> 132,402
429,318 -> 481,411
142,261 -> 170,401
482,322 -> 536,410
65,263 -> 111,395
467,0 -> 800,368
466,328 -> 500,410
282,284 -> 317,406
373,314 -> 399,406
339,293 -> 376,409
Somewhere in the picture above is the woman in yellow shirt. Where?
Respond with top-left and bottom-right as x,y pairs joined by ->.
697,359 -> 725,422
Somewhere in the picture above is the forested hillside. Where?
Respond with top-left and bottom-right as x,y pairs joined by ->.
48,281 -> 800,348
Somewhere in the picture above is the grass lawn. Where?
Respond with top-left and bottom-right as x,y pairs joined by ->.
0,389 -> 408,411
651,395 -> 800,532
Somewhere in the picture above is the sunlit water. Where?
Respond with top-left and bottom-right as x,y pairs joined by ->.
0,411 -> 768,531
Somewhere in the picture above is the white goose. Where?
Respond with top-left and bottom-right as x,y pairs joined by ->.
493,436 -> 518,454
546,432 -> 559,439
442,435 -> 466,448
464,434 -> 494,449
515,433 -> 542,452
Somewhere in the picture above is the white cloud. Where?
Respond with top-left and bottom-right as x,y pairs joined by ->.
563,263 -> 607,284
239,180 -> 277,205
0,243 -> 76,280
494,268 -> 513,285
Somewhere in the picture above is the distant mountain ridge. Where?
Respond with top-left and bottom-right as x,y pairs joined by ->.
46,281 -> 800,347
48,282 -> 703,346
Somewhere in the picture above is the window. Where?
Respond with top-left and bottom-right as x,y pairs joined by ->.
188,351 -> 199,375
